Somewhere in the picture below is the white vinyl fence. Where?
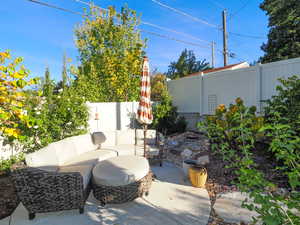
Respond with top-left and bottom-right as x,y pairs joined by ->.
168,57 -> 300,128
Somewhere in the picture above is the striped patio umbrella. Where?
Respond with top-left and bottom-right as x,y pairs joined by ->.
137,56 -> 153,157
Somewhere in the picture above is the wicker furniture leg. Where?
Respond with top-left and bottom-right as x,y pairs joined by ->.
29,213 -> 35,220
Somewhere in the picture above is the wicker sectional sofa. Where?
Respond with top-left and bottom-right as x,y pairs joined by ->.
12,129 -> 162,220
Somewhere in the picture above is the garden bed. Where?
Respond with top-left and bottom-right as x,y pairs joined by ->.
0,173 -> 19,219
201,142 -> 290,225
164,131 -> 292,225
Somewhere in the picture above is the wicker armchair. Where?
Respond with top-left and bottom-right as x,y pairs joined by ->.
12,167 -> 90,220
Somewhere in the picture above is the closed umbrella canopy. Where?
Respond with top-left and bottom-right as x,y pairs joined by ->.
137,56 -> 153,125
137,56 -> 153,157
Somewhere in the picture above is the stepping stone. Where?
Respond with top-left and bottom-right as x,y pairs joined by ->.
213,191 -> 259,224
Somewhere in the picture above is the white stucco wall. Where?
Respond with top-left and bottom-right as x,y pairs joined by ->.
87,102 -> 140,132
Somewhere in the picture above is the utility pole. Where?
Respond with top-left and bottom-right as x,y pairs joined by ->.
211,41 -> 215,68
222,10 -> 228,66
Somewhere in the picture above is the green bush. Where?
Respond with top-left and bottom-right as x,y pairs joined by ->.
21,85 -> 89,153
151,93 -> 187,135
264,76 -> 300,134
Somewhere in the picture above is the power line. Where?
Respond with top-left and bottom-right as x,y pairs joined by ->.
74,0 -> 107,11
140,29 -> 213,49
151,0 -> 219,29
141,22 -> 211,44
27,0 -> 86,16
26,0 -> 218,50
207,0 -> 225,10
74,0 -> 213,44
229,31 -> 265,39
228,0 -> 251,21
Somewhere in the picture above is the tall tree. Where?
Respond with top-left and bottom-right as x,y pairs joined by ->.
74,5 -> 146,102
62,52 -> 68,89
55,53 -> 69,92
166,49 -> 210,79
43,67 -> 53,98
260,0 -> 300,63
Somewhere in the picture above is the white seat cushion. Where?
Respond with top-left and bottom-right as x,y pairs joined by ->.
63,149 -> 117,167
116,130 -> 135,145
25,145 -> 59,167
59,164 -> 93,189
106,144 -> 159,157
106,145 -> 136,156
92,156 -> 149,186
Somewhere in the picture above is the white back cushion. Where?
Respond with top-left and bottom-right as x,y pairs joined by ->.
116,130 -> 135,145
25,145 -> 59,167
72,134 -> 97,155
52,138 -> 79,165
101,130 -> 117,147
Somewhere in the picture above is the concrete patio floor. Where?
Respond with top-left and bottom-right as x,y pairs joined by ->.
0,163 -> 211,225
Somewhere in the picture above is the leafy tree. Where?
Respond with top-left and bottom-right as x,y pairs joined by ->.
74,5 -> 146,102
151,73 -> 168,101
260,0 -> 300,63
166,49 -> 210,79
0,51 -> 38,144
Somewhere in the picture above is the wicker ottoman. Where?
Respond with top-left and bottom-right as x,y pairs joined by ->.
92,155 -> 152,206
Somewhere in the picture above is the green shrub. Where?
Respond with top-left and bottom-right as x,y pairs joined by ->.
199,98 -> 264,163
199,95 -> 300,225
0,154 -> 24,175
151,93 -> 187,135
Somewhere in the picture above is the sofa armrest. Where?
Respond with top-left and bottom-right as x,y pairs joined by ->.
12,167 -> 86,213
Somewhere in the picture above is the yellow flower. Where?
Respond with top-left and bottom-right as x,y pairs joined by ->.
235,97 -> 243,105
216,104 -> 226,113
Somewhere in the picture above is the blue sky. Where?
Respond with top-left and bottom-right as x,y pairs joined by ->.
1,0 -> 268,81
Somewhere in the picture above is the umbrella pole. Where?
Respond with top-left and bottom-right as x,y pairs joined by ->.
144,124 -> 147,158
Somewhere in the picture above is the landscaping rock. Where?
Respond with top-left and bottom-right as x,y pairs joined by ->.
197,155 -> 209,165
181,149 -> 193,159
164,131 -> 212,170
213,191 -> 260,224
